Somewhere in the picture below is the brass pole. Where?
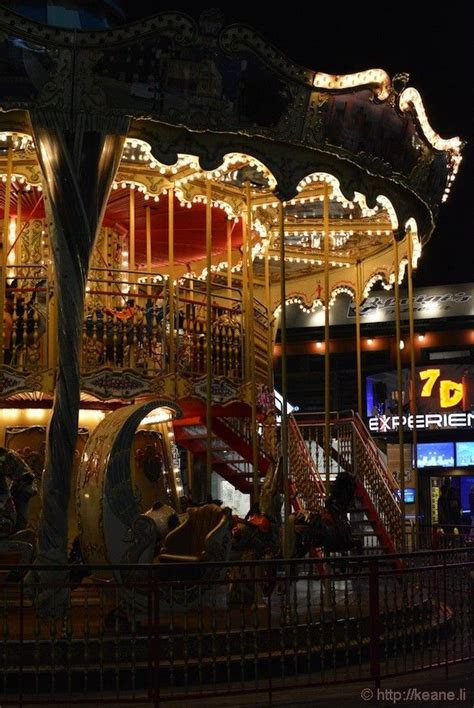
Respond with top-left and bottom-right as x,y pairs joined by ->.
206,181 -> 213,497
129,186 -> 136,274
406,230 -> 420,547
246,182 -> 259,502
146,205 -> 152,287
265,238 -> 273,388
101,226 -> 109,311
241,213 -> 249,376
226,219 -> 232,292
355,261 -> 363,416
279,200 -> 290,557
102,226 -> 109,268
393,235 -> 406,550
168,188 -> 175,376
47,217 -> 57,370
16,189 -> 21,267
323,183 -> 331,493
187,450 -> 193,502
188,269 -> 194,323
1,141 -> 13,366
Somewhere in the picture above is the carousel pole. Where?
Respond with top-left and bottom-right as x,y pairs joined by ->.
129,186 -> 136,277
406,230 -> 420,547
102,226 -> 109,268
241,214 -> 249,376
128,187 -> 136,369
323,182 -> 331,493
264,236 -> 273,388
145,205 -> 152,288
168,187 -> 175,378
355,261 -> 363,417
187,450 -> 193,502
206,180 -> 213,497
246,182 -> 259,501
99,225 -> 109,313
393,234 -> 406,550
16,188 -> 21,267
30,115 -> 127,606
47,211 -> 58,371
15,190 -> 24,354
226,219 -> 232,292
279,200 -> 290,557
1,139 -> 13,365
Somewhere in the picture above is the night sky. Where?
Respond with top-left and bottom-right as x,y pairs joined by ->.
123,2 -> 472,288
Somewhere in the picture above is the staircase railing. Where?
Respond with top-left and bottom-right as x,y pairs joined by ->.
350,415 -> 403,550
294,411 -> 402,551
212,409 -> 327,512
288,414 -> 326,511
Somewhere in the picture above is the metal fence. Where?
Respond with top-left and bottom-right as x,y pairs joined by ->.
1,548 -> 473,706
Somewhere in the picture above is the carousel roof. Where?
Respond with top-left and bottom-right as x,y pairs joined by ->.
0,7 -> 463,284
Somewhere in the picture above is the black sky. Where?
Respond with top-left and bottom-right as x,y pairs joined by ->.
122,2 -> 472,287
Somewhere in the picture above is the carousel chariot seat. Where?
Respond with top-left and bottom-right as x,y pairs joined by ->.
158,503 -> 232,563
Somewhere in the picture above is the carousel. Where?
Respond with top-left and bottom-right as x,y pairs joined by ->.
0,5 -> 464,700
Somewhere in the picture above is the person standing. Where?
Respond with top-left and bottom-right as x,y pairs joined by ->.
437,482 -> 452,533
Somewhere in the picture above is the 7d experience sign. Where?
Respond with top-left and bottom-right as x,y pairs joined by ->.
368,366 -> 473,433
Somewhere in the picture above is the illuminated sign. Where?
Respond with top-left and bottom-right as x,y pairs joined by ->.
368,412 -> 474,432
419,368 -> 463,408
366,364 -> 473,433
284,284 -> 474,330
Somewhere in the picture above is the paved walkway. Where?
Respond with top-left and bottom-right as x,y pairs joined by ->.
35,663 -> 473,708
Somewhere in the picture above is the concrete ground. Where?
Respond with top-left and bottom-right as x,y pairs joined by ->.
35,662 -> 474,708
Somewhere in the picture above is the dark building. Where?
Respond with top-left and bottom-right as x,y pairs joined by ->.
275,282 -> 474,525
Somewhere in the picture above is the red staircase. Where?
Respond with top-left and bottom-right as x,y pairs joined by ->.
293,411 -> 403,555
175,400 -> 402,556
288,414 -> 326,512
173,400 -> 273,494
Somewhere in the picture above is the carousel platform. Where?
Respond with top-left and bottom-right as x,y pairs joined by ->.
0,574 -> 454,698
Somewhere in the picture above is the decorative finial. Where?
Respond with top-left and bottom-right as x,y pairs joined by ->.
199,8 -> 225,36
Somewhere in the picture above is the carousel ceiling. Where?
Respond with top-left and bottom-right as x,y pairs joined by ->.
0,141 -> 411,289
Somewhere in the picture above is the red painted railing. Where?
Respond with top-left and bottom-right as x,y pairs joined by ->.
295,411 -> 402,552
1,547 -> 473,705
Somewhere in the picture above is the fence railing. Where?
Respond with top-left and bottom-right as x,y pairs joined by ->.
1,548 -> 473,705
1,264 -> 49,370
3,270 -> 270,389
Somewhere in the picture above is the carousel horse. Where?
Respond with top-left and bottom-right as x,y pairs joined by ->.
0,447 -> 38,572
231,458 -> 283,562
230,468 -> 361,600
229,462 -> 282,602
289,472 -> 363,558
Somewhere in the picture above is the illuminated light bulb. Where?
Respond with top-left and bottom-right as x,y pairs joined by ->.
418,334 -> 425,342
367,338 -> 374,345
399,340 -> 405,350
